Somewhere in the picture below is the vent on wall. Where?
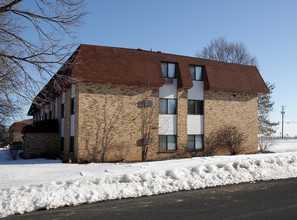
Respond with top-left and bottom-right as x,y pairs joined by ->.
165,78 -> 174,84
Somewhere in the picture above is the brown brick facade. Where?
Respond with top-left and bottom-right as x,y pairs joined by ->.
76,82 -> 160,162
23,133 -> 60,158
204,91 -> 258,154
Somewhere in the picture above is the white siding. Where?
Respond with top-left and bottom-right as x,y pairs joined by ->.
71,84 -> 75,98
70,114 -> 75,136
61,118 -> 64,137
159,79 -> 177,99
187,115 -> 204,135
62,92 -> 65,104
55,97 -> 58,119
71,84 -> 75,137
188,81 -> 204,100
159,115 -> 177,135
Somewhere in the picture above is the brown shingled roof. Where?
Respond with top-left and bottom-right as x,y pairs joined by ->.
28,44 -> 269,115
71,44 -> 268,93
9,119 -> 33,133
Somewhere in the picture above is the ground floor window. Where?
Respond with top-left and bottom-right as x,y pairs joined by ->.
159,135 -> 177,151
187,135 -> 203,150
69,136 -> 74,153
60,137 -> 64,152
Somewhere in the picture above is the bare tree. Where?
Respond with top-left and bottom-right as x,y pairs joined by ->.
196,37 -> 258,66
139,93 -> 157,161
197,37 -> 277,138
94,97 -> 126,162
0,0 -> 86,122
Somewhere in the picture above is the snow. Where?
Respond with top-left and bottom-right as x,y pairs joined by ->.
1,139 -> 297,218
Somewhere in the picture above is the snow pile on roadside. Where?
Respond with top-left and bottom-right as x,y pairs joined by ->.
1,149 -> 297,218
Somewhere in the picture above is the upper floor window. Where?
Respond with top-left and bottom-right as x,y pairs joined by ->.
71,98 -> 75,115
190,65 -> 203,81
188,100 -> 203,115
161,62 -> 176,78
159,98 -> 177,114
61,103 -> 64,118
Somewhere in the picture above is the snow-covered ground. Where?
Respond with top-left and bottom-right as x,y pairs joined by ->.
1,139 -> 297,218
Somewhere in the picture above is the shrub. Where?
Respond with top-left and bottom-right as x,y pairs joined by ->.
9,145 -> 19,160
258,136 -> 275,153
202,126 -> 247,156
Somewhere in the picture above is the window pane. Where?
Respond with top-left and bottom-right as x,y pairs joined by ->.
188,100 -> 195,114
61,103 -> 64,118
167,135 -> 176,150
161,63 -> 168,78
168,63 -> 176,78
159,99 -> 167,114
70,136 -> 74,153
195,100 -> 204,115
190,66 -> 195,80
71,98 -> 75,115
159,136 -> 167,151
187,135 -> 195,150
60,137 -> 64,152
195,135 -> 203,149
168,99 -> 177,114
195,66 -> 203,81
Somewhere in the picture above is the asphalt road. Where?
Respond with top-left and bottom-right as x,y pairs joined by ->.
5,178 -> 297,220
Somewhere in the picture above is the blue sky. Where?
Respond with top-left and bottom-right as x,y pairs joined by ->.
22,0 -> 297,136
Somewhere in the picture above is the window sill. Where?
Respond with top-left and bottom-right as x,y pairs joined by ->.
187,149 -> 203,152
158,150 -> 177,153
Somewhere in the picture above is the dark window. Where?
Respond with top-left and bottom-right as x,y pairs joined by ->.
69,136 -> 74,153
61,103 -> 64,118
190,65 -> 203,81
159,135 -> 177,151
188,135 -> 203,150
44,113 -> 47,120
71,98 -> 75,115
49,111 -> 52,120
188,100 -> 203,115
159,99 -> 177,114
161,62 -> 176,78
60,137 -> 64,152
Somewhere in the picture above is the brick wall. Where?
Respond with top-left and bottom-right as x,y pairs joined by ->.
204,91 -> 258,154
23,133 -> 60,159
76,82 -> 160,162
9,132 -> 23,143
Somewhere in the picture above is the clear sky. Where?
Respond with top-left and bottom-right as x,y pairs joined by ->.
22,0 -> 297,136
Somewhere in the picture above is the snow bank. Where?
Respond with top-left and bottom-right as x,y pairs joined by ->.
1,139 -> 297,218
0,148 -> 297,217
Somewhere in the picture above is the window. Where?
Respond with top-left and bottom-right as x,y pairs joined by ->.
49,110 -> 52,120
71,98 -> 75,115
188,100 -> 203,115
44,113 -> 47,120
69,136 -> 74,153
60,137 -> 64,152
159,99 -> 177,114
161,62 -> 176,78
188,135 -> 203,150
61,103 -> 64,118
159,135 -> 177,151
190,66 -> 203,81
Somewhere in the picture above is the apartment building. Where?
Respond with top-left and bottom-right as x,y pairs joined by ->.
23,44 -> 269,162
